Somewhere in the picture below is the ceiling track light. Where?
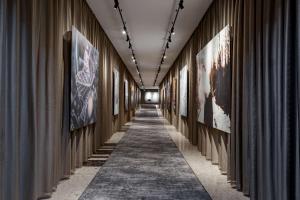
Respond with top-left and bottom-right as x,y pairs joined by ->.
153,0 -> 184,86
114,0 -> 144,87
114,0 -> 119,9
171,27 -> 175,35
179,0 -> 184,9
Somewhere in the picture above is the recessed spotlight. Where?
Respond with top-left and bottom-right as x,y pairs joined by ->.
179,0 -> 184,9
171,27 -> 175,35
114,0 -> 119,9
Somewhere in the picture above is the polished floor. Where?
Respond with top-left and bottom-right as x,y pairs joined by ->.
50,108 -> 249,200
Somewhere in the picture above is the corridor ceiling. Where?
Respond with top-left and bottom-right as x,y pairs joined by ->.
86,0 -> 213,89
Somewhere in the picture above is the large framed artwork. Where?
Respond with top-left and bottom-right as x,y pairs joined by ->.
160,88 -> 165,109
124,79 -> 129,111
145,91 -> 159,103
180,65 -> 188,117
172,78 -> 177,113
196,25 -> 231,133
113,68 -> 119,115
131,85 -> 135,109
70,26 -> 99,131
166,80 -> 172,111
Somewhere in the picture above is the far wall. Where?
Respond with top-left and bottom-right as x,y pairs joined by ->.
141,89 -> 160,104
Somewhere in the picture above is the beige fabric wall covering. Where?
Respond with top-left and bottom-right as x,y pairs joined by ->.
0,0 -> 139,199
160,0 -> 300,199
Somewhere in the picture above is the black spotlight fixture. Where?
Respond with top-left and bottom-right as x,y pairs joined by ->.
179,0 -> 184,9
171,27 -> 175,35
113,0 -> 144,86
153,0 -> 184,86
114,0 -> 119,9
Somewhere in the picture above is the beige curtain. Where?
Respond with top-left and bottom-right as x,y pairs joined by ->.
160,0 -> 300,199
0,0 -> 138,199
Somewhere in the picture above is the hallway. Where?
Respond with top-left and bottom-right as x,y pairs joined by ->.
79,107 -> 211,199
1,0 -> 300,199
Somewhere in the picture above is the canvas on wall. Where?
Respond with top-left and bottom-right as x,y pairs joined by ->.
124,79 -> 129,111
70,26 -> 99,131
180,65 -> 188,117
145,91 -> 159,103
131,85 -> 135,108
196,25 -> 231,133
172,78 -> 177,113
113,68 -> 119,115
166,80 -> 172,111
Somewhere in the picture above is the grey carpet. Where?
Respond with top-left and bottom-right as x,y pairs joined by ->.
79,108 -> 211,200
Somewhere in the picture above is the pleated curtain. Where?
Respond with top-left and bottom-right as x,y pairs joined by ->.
0,0 -> 134,199
1,0 -> 300,200
161,0 -> 300,199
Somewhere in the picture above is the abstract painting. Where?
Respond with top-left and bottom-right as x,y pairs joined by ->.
124,79 -> 129,111
113,68 -> 119,115
180,65 -> 188,117
70,26 -> 99,131
196,25 -> 231,133
166,80 -> 172,111
145,91 -> 159,103
172,78 -> 177,113
131,85 -> 135,108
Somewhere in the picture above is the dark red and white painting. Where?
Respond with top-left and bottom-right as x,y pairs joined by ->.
196,26 -> 231,133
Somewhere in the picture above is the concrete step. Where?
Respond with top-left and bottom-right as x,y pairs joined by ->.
91,154 -> 110,158
96,148 -> 114,154
88,157 -> 107,161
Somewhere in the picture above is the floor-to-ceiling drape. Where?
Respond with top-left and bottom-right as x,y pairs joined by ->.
160,0 -> 300,199
0,0 -> 138,199
244,1 -> 300,199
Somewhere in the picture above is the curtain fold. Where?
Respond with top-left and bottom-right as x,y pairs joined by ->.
160,0 -> 300,199
0,0 -> 138,199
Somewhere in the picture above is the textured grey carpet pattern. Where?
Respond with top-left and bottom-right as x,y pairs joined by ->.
79,109 -> 211,200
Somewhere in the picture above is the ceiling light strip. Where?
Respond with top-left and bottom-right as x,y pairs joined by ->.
114,0 -> 144,87
153,0 -> 184,86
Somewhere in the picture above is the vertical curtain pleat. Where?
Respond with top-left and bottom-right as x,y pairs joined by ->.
160,0 -> 300,199
0,0 -> 138,199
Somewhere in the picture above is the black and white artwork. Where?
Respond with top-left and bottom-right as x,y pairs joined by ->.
124,79 -> 129,111
70,26 -> 99,131
166,80 -> 172,111
113,69 -> 119,115
145,91 -> 159,103
180,65 -> 188,117
196,25 -> 231,133
131,85 -> 135,108
172,78 -> 177,113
